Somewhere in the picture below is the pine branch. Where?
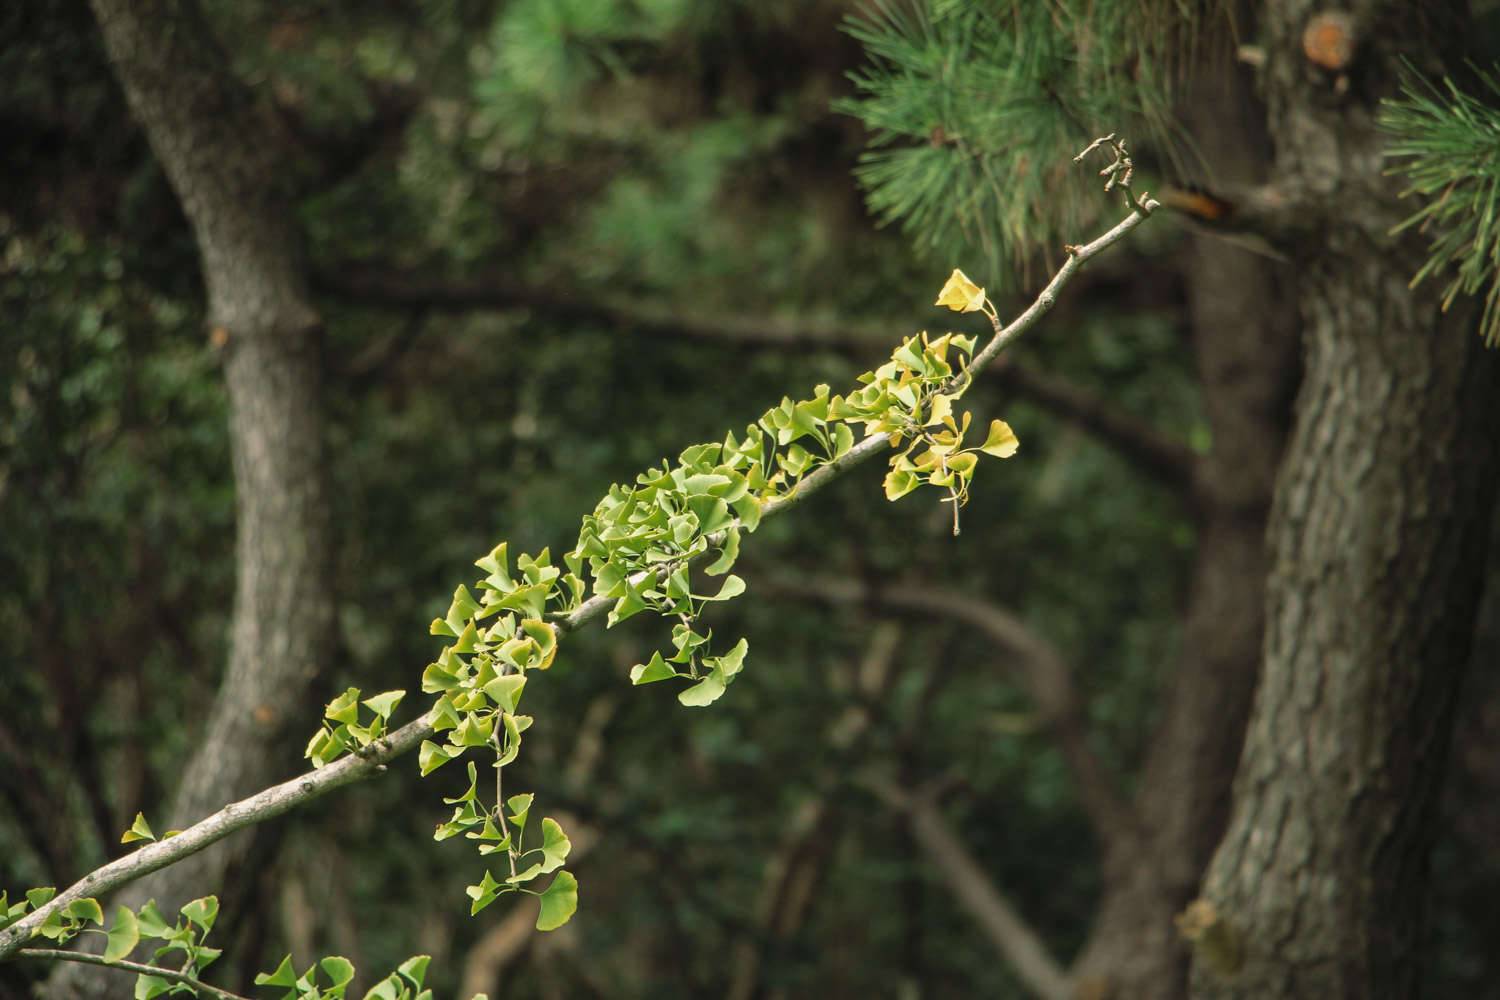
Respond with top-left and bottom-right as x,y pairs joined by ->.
0,190 -> 1156,965
1380,63 -> 1500,346
836,0 -> 1194,273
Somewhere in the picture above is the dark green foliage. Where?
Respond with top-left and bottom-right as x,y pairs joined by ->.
836,0 -> 1201,276
1381,63 -> 1500,345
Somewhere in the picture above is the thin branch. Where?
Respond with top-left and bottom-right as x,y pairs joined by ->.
343,307 -> 430,393
988,358 -> 1196,493
15,948 -> 250,1000
1,195 -> 1156,964
1156,181 -> 1316,248
727,623 -> 902,1000
771,576 -> 1138,851
0,712 -> 435,959
315,267 -> 1196,495
869,782 -> 1073,1000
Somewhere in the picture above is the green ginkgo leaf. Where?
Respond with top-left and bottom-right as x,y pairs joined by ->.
121,812 -> 156,845
535,871 -> 578,932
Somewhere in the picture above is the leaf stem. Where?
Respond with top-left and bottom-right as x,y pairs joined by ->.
15,948 -> 250,1000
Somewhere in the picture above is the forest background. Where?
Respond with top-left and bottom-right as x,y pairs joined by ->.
3,1 -> 1500,998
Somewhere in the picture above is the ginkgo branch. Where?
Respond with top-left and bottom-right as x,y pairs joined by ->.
0,172 -> 1156,963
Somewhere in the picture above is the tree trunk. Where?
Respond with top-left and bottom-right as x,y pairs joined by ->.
53,3 -> 333,995
1069,35 -> 1301,1000
1190,2 -> 1500,997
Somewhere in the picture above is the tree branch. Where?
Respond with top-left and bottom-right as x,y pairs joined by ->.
0,712 -> 435,959
727,623 -> 902,1000
986,358 -> 1197,494
1157,182 -> 1317,250
1,196 -> 1157,964
770,576 -> 1139,852
314,265 -> 1196,495
869,782 -> 1073,1000
15,948 -> 250,1000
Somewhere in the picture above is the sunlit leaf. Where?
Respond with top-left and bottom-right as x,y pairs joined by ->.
361,690 -> 405,721
935,268 -> 986,313
418,740 -> 454,776
979,419 -> 1020,458
121,812 -> 156,845
324,687 -> 361,725
537,818 -> 571,874
180,896 -> 218,933
630,651 -> 677,684
65,898 -> 104,925
678,669 -> 727,707
255,955 -> 298,988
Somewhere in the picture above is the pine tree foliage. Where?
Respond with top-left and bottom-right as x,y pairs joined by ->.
1381,64 -> 1500,346
837,0 -> 1201,278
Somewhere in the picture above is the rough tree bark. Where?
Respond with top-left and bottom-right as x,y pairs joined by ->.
54,2 -> 334,995
1190,2 -> 1500,997
1069,31 -> 1302,1000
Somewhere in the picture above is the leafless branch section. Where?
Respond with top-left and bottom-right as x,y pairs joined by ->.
0,710 -> 436,958
0,182 -> 1156,964
726,622 -> 903,1000
770,576 -> 1137,849
316,269 -> 1196,494
870,781 -> 1074,1000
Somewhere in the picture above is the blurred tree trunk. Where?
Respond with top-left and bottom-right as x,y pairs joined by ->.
1069,34 -> 1300,1000
1190,2 -> 1500,997
52,2 -> 333,995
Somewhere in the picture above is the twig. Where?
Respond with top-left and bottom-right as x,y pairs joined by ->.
1075,133 -> 1153,216
493,730 -> 517,880
767,575 -> 1138,848
0,712 -> 435,959
316,272 -> 1196,493
15,948 -> 251,1000
868,783 -> 1073,1000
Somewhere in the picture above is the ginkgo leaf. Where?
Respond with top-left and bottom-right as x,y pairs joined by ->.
926,393 -> 954,427
884,469 -> 919,501
980,419 -> 1020,458
535,871 -> 578,932
935,269 -> 987,314
121,812 -> 156,845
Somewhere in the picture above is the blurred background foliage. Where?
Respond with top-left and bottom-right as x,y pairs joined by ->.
3,1 -> 1498,998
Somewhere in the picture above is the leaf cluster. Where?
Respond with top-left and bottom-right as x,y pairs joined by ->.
307,270 -> 1024,933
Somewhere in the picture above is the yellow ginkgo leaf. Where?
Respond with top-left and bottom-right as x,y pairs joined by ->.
926,392 -> 954,427
935,269 -> 987,314
979,419 -> 1020,458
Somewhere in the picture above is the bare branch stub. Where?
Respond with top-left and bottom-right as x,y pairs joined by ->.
1075,134 -> 1153,216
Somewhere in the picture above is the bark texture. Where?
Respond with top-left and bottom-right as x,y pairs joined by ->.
55,2 -> 333,995
1068,34 -> 1301,1000
1191,2 -> 1500,997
